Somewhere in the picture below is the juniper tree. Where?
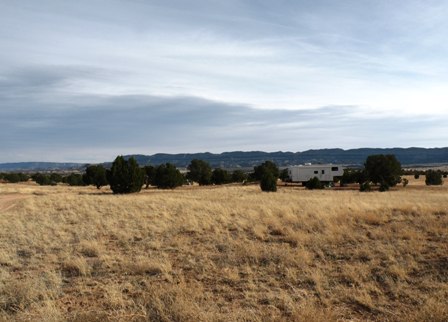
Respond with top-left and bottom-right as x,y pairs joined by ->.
83,165 -> 108,189
107,156 -> 144,194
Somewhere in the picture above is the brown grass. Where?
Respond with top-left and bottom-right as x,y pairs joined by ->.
0,178 -> 447,321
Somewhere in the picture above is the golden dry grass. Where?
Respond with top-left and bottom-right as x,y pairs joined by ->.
0,178 -> 447,321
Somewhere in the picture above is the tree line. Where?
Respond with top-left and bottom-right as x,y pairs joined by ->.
339,155 -> 446,190
0,157 -> 251,193
1,154 -> 446,193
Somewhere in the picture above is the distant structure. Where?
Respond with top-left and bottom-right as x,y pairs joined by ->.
286,164 -> 344,183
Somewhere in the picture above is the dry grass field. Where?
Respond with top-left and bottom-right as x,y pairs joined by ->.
0,176 -> 447,321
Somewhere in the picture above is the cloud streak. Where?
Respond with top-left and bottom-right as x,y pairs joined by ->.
1,66 -> 447,162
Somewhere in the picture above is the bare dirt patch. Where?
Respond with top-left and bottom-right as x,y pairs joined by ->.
0,194 -> 28,212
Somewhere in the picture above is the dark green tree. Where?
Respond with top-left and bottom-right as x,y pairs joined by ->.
211,168 -> 230,185
414,173 -> 420,179
359,182 -> 372,192
153,163 -> 184,189
32,173 -> 53,186
379,182 -> 390,192
143,165 -> 156,188
187,159 -> 212,185
19,173 -> 30,182
2,173 -> 29,183
83,165 -> 108,189
425,170 -> 443,185
363,154 -> 402,191
340,169 -> 365,186
253,161 -> 279,181
260,172 -> 277,192
49,173 -> 63,184
107,156 -> 144,194
3,173 -> 21,183
279,168 -> 290,182
231,170 -> 248,183
64,173 -> 85,186
305,177 -> 324,190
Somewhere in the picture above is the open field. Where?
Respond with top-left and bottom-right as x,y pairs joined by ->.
0,177 -> 447,321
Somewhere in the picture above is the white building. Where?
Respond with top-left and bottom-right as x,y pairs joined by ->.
287,164 -> 344,183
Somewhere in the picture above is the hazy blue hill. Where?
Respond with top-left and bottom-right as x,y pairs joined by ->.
1,148 -> 448,171
0,162 -> 84,172
124,147 -> 448,168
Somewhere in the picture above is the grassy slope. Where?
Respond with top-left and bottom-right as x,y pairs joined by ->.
0,178 -> 447,321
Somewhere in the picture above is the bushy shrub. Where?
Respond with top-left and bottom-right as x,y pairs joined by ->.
359,182 -> 371,192
32,173 -> 53,186
340,169 -> 364,186
153,163 -> 184,189
425,170 -> 443,186
211,168 -> 230,185
260,172 -> 277,192
2,173 -> 29,183
83,165 -> 108,189
305,177 -> 324,190
402,178 -> 409,187
49,173 -> 63,184
187,159 -> 212,185
253,161 -> 279,181
414,173 -> 420,179
279,168 -> 290,182
255,161 -> 279,192
64,173 -> 85,186
231,170 -> 247,183
379,182 -> 390,192
3,173 -> 21,183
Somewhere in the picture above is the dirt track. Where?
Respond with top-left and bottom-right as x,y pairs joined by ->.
0,194 -> 28,212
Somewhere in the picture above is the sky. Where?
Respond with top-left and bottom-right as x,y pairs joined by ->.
1,0 -> 447,162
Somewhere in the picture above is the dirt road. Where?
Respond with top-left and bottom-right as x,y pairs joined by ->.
0,194 -> 28,212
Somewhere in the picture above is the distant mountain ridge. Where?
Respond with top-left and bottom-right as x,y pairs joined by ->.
126,147 -> 448,168
1,148 -> 448,171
